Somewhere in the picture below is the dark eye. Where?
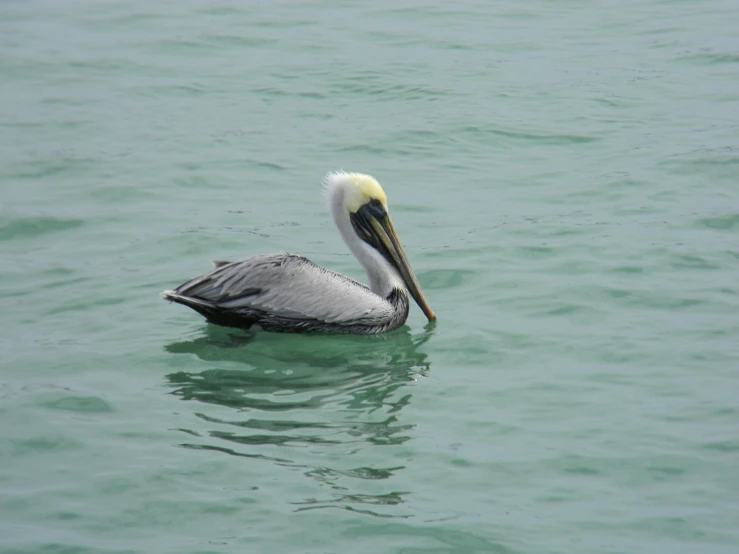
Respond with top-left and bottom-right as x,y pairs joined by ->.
370,199 -> 382,209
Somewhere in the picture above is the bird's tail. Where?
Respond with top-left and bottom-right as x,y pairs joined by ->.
161,290 -> 219,319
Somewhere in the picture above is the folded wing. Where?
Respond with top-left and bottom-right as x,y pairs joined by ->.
171,253 -> 393,326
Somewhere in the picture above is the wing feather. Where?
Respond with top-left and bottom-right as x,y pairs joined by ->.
174,253 -> 392,325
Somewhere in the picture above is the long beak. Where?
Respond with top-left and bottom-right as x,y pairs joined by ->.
369,215 -> 436,322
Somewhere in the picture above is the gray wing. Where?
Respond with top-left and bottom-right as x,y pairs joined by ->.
173,253 -> 393,325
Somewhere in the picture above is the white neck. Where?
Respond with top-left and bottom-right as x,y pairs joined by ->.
326,184 -> 404,298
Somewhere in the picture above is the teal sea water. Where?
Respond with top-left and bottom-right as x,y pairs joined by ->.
2,1 -> 738,552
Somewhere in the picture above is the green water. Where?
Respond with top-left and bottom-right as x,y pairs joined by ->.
2,1 -> 738,552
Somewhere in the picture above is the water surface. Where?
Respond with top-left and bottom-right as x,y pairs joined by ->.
2,1 -> 738,552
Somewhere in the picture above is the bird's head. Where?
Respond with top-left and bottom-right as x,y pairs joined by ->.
324,171 -> 435,322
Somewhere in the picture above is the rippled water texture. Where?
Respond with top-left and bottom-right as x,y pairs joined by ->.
2,1 -> 738,552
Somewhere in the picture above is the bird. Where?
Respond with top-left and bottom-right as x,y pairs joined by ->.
161,171 -> 436,334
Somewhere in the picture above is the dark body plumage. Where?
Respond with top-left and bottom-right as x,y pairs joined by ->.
162,253 -> 410,334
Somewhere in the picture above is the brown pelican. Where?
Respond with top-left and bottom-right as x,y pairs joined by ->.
161,171 -> 436,334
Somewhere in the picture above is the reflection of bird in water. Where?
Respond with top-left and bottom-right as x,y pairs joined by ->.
164,325 -> 434,519
165,325 -> 433,413
161,172 -> 435,334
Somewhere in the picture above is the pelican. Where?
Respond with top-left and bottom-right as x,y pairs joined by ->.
161,171 -> 436,334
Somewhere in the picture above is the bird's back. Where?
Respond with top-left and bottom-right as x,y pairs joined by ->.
162,253 -> 408,333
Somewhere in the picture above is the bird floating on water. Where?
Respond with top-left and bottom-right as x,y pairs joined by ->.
161,171 -> 436,334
